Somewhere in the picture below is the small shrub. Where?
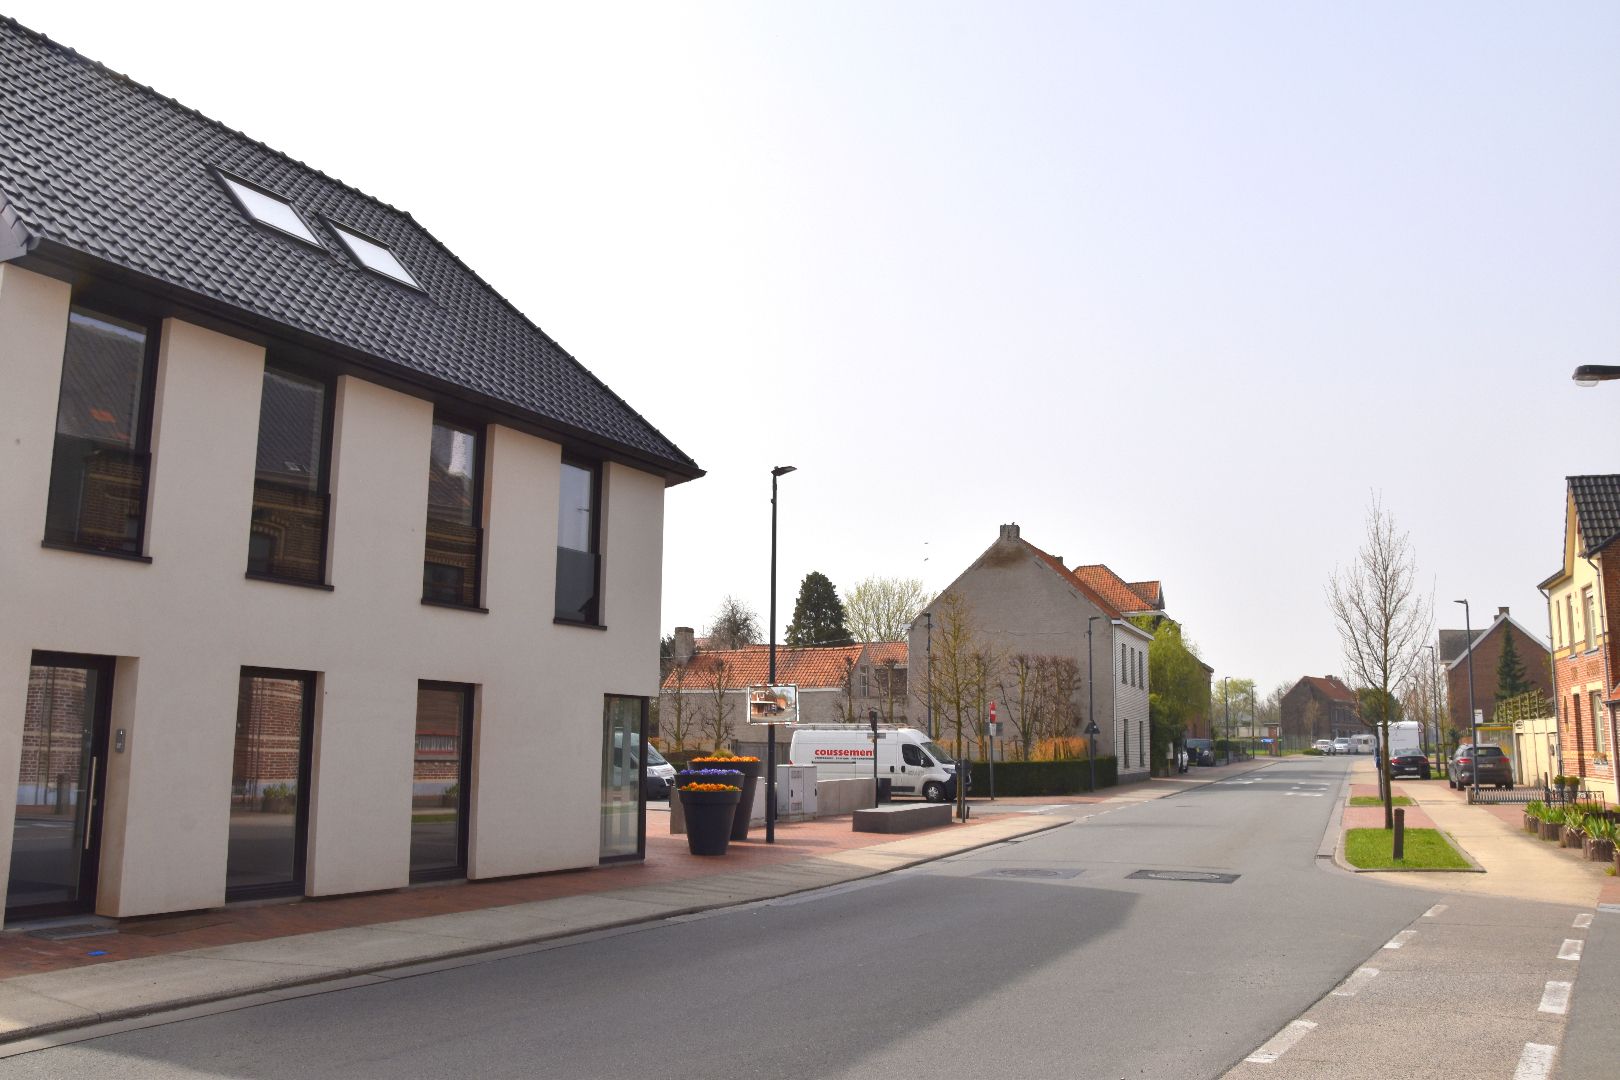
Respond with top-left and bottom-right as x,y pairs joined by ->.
1585,816 -> 1616,842
1525,800 -> 1546,820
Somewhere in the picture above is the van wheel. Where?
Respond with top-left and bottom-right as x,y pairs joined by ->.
923,781 -> 945,803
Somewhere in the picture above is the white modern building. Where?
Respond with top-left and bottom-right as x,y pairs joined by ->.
0,18 -> 700,924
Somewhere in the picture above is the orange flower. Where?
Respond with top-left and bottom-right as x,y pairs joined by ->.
692,755 -> 760,764
679,783 -> 741,793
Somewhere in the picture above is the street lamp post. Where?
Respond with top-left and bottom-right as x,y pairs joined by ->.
1423,643 -> 1438,771
1086,616 -> 1101,792
766,465 -> 795,844
924,611 -> 933,740
1223,676 -> 1231,765
1455,599 -> 1480,800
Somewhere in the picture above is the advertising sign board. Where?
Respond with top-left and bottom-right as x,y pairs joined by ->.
747,685 -> 799,726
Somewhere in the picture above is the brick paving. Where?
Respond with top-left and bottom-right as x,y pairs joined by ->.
1340,783 -> 1436,830
0,809 -> 964,979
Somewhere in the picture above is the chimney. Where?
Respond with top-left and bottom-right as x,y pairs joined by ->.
673,626 -> 696,665
999,523 -> 1021,541
1497,606 -> 1509,618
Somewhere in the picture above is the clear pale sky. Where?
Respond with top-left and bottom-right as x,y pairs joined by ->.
10,2 -> 1618,696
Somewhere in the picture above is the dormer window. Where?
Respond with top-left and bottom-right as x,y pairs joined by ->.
330,224 -> 420,289
219,174 -> 320,245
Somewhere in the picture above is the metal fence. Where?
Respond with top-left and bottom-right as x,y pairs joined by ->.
1468,785 -> 1607,809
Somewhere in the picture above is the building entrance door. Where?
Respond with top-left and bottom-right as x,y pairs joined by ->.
600,696 -> 646,862
7,653 -> 113,921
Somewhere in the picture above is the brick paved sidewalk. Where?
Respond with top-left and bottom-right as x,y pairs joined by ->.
1339,783 -> 1436,830
0,810 -> 946,980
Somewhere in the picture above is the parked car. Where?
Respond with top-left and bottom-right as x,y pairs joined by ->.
1450,744 -> 1513,789
1389,752 -> 1432,780
1332,737 -> 1352,755
1185,738 -> 1215,766
1312,739 -> 1335,754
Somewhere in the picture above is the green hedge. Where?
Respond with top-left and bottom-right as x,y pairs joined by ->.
966,757 -> 1118,795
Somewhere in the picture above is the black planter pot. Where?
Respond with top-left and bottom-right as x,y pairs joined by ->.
680,787 -> 743,856
694,759 -> 763,840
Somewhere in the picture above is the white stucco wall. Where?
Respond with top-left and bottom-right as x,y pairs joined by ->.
0,263 -> 667,919
1112,620 -> 1152,777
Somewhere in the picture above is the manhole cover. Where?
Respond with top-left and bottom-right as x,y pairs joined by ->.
1128,869 -> 1240,884
978,867 -> 1083,880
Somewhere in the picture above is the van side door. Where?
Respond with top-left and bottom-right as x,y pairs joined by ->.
895,743 -> 925,793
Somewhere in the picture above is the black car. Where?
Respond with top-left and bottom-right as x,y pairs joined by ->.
1389,752 -> 1431,780
1450,744 -> 1513,789
1184,738 -> 1215,766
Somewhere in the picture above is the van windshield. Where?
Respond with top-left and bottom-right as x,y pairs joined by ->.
921,741 -> 951,765
644,743 -> 669,766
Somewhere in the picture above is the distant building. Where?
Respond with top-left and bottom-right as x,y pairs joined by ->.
1279,676 -> 1358,749
1437,607 -> 1553,744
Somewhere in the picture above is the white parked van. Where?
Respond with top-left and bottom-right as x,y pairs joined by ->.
789,726 -> 962,802
1385,721 -> 1423,758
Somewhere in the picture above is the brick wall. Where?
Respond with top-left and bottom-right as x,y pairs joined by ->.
1445,621 -> 1555,736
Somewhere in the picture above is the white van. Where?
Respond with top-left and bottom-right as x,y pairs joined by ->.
789,726 -> 962,802
1347,733 -> 1378,755
1385,721 -> 1423,758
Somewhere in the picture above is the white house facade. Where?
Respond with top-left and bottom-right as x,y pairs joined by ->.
0,19 -> 699,923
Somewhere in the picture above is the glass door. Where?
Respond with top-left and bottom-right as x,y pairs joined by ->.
411,683 -> 471,882
7,653 -> 112,920
227,670 -> 314,900
600,695 -> 646,862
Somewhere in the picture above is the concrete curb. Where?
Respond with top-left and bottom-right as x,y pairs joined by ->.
0,813 -> 1066,1049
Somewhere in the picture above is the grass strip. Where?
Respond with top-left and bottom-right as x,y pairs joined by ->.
1350,795 -> 1414,807
1344,827 -> 1469,870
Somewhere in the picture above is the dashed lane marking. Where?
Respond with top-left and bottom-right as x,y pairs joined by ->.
1384,930 -> 1416,950
1423,904 -> 1447,918
1558,939 -> 1583,961
1244,1020 -> 1317,1064
1539,981 -> 1572,1015
1331,967 -> 1379,996
1573,913 -> 1593,929
1284,792 -> 1325,797
1513,1042 -> 1556,1080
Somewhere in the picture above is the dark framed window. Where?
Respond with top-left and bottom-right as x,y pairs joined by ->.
228,668 -> 315,900
423,415 -> 484,608
43,306 -> 159,558
411,682 -> 473,882
247,363 -> 333,586
555,456 -> 602,625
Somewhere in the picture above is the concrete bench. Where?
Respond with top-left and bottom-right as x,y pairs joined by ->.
852,802 -> 952,833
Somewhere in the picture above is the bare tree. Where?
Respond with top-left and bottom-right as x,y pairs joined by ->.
658,662 -> 698,752
704,596 -> 761,650
875,658 -> 903,725
918,594 -> 980,763
845,576 -> 927,642
694,657 -> 737,750
998,654 -> 1040,761
1040,655 -> 1082,747
1327,494 -> 1432,827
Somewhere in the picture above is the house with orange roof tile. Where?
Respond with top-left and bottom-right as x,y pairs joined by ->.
657,634 -> 908,750
905,523 -> 1155,779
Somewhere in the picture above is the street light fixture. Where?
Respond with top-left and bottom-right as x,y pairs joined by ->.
766,465 -> 796,844
1572,365 -> 1620,388
1455,599 -> 1480,800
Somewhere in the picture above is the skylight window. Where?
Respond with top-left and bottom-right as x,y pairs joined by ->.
330,224 -> 421,289
219,175 -> 319,245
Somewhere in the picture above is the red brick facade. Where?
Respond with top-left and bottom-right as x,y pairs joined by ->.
1444,616 -> 1554,737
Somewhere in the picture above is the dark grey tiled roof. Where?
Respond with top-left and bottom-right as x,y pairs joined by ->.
1569,475 -> 1620,556
0,18 -> 699,481
1437,628 -> 1483,665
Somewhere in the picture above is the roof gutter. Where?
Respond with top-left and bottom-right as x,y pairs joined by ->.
0,196 -> 36,263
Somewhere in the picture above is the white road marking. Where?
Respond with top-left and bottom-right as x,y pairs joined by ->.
1331,967 -> 1379,996
1558,939 -> 1583,961
1423,904 -> 1448,918
1573,913 -> 1593,929
1284,792 -> 1325,797
1539,981 -> 1572,1015
1384,930 -> 1416,950
1244,1020 -> 1317,1064
1514,1042 -> 1557,1080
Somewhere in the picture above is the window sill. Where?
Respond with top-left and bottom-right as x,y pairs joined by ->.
41,539 -> 152,564
422,597 -> 489,614
554,617 -> 608,631
245,571 -> 334,592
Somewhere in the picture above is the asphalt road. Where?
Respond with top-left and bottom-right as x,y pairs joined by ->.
0,757 -> 1442,1079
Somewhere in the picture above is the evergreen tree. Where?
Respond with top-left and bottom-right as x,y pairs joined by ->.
786,571 -> 852,646
1495,625 -> 1532,701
